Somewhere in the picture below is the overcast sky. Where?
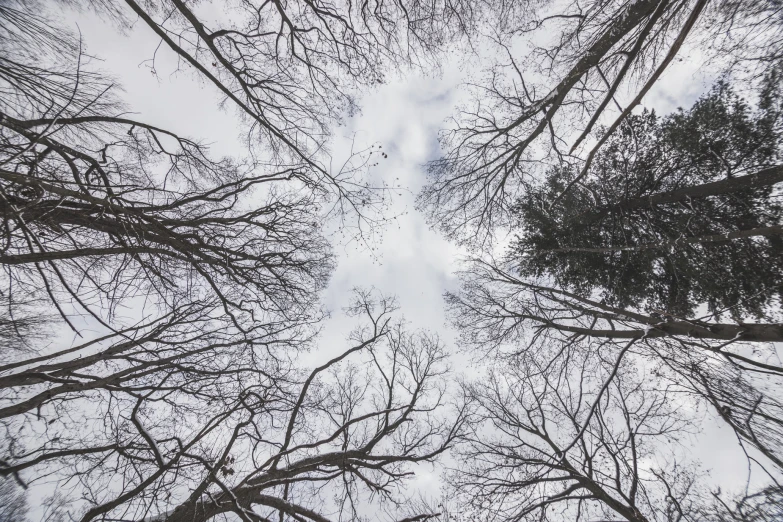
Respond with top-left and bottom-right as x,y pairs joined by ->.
29,3 -> 767,515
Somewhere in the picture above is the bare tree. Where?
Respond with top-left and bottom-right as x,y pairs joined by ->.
1,2 -> 474,521
446,259 -> 783,488
700,485 -> 783,522
0,0 -> 400,340
112,0 -> 481,169
0,0 -> 491,335
652,348 -> 783,474
452,339 -> 704,521
706,1 -> 783,79
448,260 -> 783,350
1,290 -> 466,522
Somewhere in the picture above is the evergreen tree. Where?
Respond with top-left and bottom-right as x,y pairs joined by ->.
513,79 -> 783,320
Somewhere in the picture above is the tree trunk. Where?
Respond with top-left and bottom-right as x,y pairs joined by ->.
551,320 -> 783,343
612,165 -> 783,211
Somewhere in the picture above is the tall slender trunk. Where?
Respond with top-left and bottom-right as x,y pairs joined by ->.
615,165 -> 783,210
550,320 -> 783,343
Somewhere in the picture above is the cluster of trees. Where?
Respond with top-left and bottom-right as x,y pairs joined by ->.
2,0 -> 783,521
418,0 -> 783,520
0,0 -> 474,520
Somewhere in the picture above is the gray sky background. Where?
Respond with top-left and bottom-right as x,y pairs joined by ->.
27,3 -> 771,516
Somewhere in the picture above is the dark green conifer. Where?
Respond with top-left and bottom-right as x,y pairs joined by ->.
514,78 -> 783,320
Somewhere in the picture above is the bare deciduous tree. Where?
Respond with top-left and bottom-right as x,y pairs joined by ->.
448,260 -> 783,351
1,2 -> 473,521
653,349 -> 783,475
453,339 -> 703,521
2,291 -> 466,522
0,0 -> 394,338
700,485 -> 783,522
445,259 -> 783,504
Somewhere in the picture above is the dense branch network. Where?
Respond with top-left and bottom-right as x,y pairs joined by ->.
0,1 -> 473,520
3,0 -> 783,520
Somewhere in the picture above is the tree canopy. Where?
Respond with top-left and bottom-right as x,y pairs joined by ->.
2,0 -> 783,521
513,80 -> 783,320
